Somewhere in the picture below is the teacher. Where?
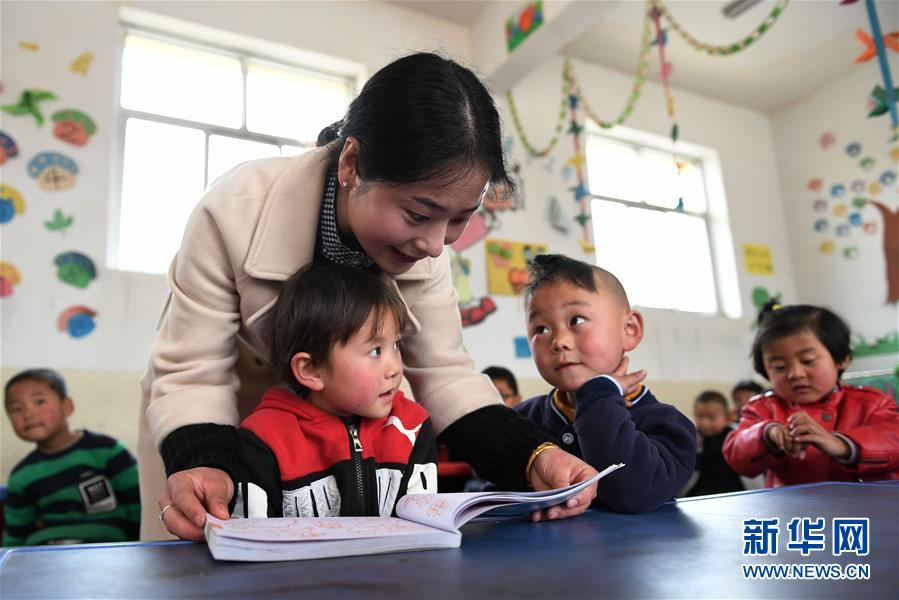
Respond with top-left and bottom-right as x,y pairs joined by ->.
138,52 -> 598,540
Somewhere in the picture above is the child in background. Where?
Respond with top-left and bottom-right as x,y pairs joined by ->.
515,254 -> 695,513
483,366 -> 522,408
3,369 -> 140,546
724,301 -> 899,486
730,379 -> 764,422
228,264 -> 437,519
684,391 -> 744,497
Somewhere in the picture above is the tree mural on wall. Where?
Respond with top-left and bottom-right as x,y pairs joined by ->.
866,198 -> 899,303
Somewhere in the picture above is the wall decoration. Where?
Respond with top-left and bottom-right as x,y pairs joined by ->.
69,51 -> 94,76
807,178 -> 823,191
813,199 -> 828,212
854,0 -> 898,137
0,261 -> 22,297
864,199 -> 899,301
58,305 -> 97,338
848,211 -> 863,227
851,178 -> 866,192
859,156 -> 875,170
1,89 -> 58,126
28,152 -> 78,191
863,221 -> 878,234
819,131 -> 836,149
44,209 -> 74,233
854,30 -> 899,63
868,181 -> 882,195
879,169 -> 895,185
842,246 -> 859,259
742,243 -> 774,275
54,251 -> 96,288
830,184 -> 846,197
18,41 -> 39,51
833,204 -> 848,217
814,218 -> 828,232
0,184 -> 25,224
514,336 -> 532,359
819,241 -> 835,254
450,212 -> 490,252
51,109 -> 96,146
546,196 -> 570,233
851,330 -> 898,357
505,0 -> 544,53
459,296 -> 497,328
486,239 -> 547,296
0,131 -> 19,164
506,57 -> 569,158
451,253 -> 473,305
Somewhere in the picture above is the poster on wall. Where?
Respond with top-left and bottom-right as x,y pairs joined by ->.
485,238 -> 547,296
742,243 -> 774,275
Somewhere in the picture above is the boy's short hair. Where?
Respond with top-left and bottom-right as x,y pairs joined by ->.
4,369 -> 67,407
695,390 -> 728,412
482,366 -> 518,395
731,379 -> 763,397
270,263 -> 408,395
523,253 -> 629,310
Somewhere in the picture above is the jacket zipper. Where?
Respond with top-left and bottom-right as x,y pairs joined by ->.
345,418 -> 365,515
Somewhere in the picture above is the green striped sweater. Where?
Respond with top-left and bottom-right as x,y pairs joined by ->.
3,431 -> 140,546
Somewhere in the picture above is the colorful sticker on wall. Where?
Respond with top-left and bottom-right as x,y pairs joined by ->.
514,336 -> 532,358
58,305 -> 97,338
18,41 -> 39,51
28,152 -> 78,191
451,253 -> 473,305
807,178 -> 823,192
70,51 -> 95,76
0,184 -> 25,224
54,251 -> 96,288
819,131 -> 836,150
742,244 -> 774,275
450,212 -> 490,252
851,330 -> 899,357
813,199 -> 828,212
859,156 -> 875,170
850,179 -> 866,192
0,131 -> 19,164
44,209 -> 74,233
0,261 -> 22,297
845,142 -> 861,158
459,296 -> 497,328
486,239 -> 547,296
1,89 -> 58,126
505,0 -> 544,53
546,196 -> 570,233
51,109 -> 96,146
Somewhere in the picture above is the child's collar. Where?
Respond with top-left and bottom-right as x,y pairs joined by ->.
551,384 -> 646,420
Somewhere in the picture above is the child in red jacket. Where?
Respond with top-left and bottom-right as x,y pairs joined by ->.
724,301 -> 899,486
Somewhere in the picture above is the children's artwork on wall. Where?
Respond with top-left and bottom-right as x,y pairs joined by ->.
54,251 -> 96,288
546,196 -> 570,233
0,184 -> 25,224
450,253 -> 473,305
0,131 -> 19,163
51,109 -> 96,146
505,0 -> 544,53
851,330 -> 899,357
0,261 -> 22,297
28,152 -> 78,191
69,51 -> 94,76
819,131 -> 836,149
58,305 -> 97,338
459,296 -> 497,328
807,178 -> 823,191
486,239 -> 547,296
44,208 -> 74,233
742,244 -> 774,275
450,212 -> 490,252
514,336 -> 531,358
867,85 -> 899,118
847,0 -> 898,137
1,89 -> 58,126
18,41 -> 39,51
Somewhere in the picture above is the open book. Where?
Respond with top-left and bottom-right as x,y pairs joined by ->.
205,463 -> 624,562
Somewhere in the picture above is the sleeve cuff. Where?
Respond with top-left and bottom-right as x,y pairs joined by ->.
159,423 -> 240,479
832,433 -> 859,465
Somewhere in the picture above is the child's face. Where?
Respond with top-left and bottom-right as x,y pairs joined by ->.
694,402 -> 730,437
314,310 -> 404,419
762,328 -> 848,405
5,380 -> 73,449
732,389 -> 756,413
491,378 -> 521,408
527,278 -> 641,393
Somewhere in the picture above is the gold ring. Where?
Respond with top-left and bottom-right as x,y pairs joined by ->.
158,503 -> 175,523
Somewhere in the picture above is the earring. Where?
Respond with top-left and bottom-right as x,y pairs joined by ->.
342,181 -> 348,188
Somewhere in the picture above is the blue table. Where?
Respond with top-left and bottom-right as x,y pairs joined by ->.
1,482 -> 896,598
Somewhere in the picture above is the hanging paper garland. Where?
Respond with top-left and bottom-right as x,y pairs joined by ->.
652,0 -> 789,57
563,73 -> 594,254
506,58 -> 571,158
857,0 -> 899,139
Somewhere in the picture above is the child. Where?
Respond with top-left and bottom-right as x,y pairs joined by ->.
730,379 -> 764,422
684,391 -> 744,497
514,254 -> 695,513
3,369 -> 140,546
483,366 -> 522,408
723,301 -> 899,486
229,264 -> 437,519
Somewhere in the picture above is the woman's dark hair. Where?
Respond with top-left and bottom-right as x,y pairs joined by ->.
4,368 -> 67,403
482,366 -> 519,395
751,299 -> 852,379
270,264 -> 408,395
318,52 -> 513,190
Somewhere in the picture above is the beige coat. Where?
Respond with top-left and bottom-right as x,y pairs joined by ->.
138,148 -> 501,539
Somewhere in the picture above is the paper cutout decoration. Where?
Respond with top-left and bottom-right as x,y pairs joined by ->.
869,181 -> 883,196
0,184 -> 25,224
813,199 -> 828,212
814,218 -> 828,232
58,305 -> 97,338
51,109 -> 96,146
546,196 -> 570,233
579,239 -> 596,254
819,132 -> 835,149
28,152 -> 78,191
0,131 -> 19,164
842,246 -> 859,259
44,209 -> 74,233
18,41 -> 39,51
506,0 -> 544,52
819,241 -> 835,254
851,331 -> 899,357
833,204 -> 848,217
879,170 -> 896,185
860,156 -> 875,170
451,212 -> 490,252
848,212 -> 863,227
451,253 -> 473,305
807,178 -> 823,191
70,51 -> 94,76
54,251 -> 96,288
845,142 -> 861,158
854,30 -> 899,63
0,261 -> 22,297
891,146 -> 899,162
863,221 -> 878,234
867,85 -> 899,117
865,200 -> 899,302
830,184 -> 845,197
459,296 -> 497,328
835,224 -> 851,237
742,243 -> 774,275
486,239 -> 547,296
1,89 -> 58,126
514,336 -> 532,358
850,179 -> 866,192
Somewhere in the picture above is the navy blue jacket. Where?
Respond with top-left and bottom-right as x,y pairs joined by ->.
515,376 -> 696,513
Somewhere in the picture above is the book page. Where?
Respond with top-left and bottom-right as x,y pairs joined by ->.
205,514 -> 447,542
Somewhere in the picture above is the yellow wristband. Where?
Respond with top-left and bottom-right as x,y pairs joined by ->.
525,442 -> 560,488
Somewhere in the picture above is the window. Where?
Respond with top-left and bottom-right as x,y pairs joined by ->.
586,131 -> 740,316
113,30 -> 355,274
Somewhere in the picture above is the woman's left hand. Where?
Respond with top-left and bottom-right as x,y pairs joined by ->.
787,411 -> 850,460
528,448 -> 598,522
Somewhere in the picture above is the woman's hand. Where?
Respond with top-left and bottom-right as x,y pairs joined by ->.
788,411 -> 851,460
528,448 -> 598,522
158,467 -> 234,541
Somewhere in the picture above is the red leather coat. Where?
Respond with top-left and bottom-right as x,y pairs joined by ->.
723,385 -> 899,487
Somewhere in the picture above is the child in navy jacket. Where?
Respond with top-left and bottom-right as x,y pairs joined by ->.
515,254 -> 695,513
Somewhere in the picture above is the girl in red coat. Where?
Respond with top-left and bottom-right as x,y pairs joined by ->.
723,301 -> 899,486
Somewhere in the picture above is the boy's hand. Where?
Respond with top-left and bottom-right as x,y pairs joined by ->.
765,423 -> 801,456
788,411 -> 851,460
528,448 -> 598,522
158,467 -> 234,541
610,356 -> 647,405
